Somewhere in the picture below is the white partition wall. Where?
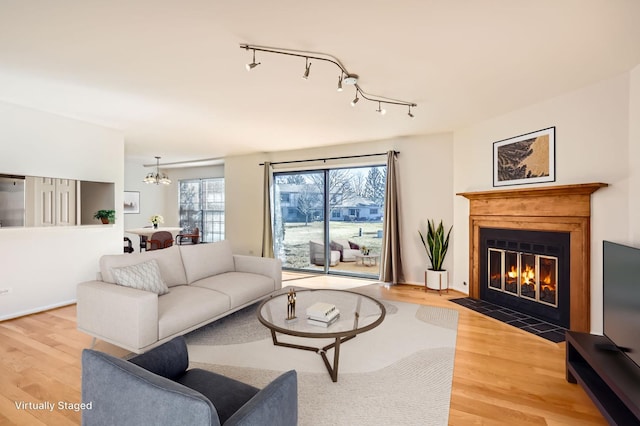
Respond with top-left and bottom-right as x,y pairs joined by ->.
0,101 -> 124,320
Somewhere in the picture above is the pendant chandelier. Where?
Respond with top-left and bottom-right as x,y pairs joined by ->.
143,156 -> 171,185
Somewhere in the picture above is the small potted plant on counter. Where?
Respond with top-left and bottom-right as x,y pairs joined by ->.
94,209 -> 115,224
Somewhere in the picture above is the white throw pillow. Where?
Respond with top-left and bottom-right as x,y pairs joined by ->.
111,259 -> 170,295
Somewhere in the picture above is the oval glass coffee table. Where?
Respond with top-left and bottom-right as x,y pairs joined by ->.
257,288 -> 386,382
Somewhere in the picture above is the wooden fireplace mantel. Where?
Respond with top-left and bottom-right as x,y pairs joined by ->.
457,183 -> 608,332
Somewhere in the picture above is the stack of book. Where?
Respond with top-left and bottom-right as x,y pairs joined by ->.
306,302 -> 340,327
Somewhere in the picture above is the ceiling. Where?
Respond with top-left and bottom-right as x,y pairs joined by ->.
1,1 -> 639,165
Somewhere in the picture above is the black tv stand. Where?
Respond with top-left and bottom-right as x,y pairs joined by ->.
566,331 -> 640,425
594,342 -> 632,353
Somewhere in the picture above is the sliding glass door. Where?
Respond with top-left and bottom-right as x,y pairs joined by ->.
273,165 -> 386,278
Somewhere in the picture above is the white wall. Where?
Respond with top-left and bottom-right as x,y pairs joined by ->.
0,101 -> 124,320
452,71 -> 635,333
225,134 -> 454,285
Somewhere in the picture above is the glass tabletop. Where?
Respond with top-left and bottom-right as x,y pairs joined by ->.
257,288 -> 386,337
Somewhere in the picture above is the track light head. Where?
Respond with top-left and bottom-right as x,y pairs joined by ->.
351,90 -> 359,107
376,102 -> 386,115
408,105 -> 415,118
302,58 -> 311,80
246,49 -> 260,71
337,74 -> 343,92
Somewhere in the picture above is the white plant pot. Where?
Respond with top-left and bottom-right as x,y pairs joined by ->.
426,269 -> 448,291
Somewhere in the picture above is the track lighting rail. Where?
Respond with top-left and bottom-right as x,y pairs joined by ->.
241,44 -> 417,115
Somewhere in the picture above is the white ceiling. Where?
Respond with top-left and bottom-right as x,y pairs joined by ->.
1,1 -> 639,164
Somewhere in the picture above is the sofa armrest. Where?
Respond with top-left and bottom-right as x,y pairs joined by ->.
77,281 -> 159,352
224,370 -> 297,426
233,255 -> 282,291
82,349 -> 219,426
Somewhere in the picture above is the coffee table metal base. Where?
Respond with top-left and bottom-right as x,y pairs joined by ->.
269,330 -> 356,382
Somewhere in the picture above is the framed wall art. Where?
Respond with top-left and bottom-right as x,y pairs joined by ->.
493,127 -> 555,187
124,191 -> 140,214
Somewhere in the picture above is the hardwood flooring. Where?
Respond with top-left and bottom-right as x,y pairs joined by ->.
0,277 -> 606,425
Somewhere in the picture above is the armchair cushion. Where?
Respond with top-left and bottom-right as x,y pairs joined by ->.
111,259 -> 170,295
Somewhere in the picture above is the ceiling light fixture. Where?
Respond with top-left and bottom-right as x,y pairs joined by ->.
302,58 -> 311,80
245,49 -> 261,71
143,156 -> 171,185
241,44 -> 417,117
351,88 -> 360,107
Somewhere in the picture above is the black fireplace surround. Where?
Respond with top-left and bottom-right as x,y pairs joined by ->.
479,228 -> 571,328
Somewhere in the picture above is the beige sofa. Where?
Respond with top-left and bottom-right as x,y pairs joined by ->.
77,240 -> 281,353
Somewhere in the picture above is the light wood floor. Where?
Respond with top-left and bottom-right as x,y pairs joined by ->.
0,276 -> 606,425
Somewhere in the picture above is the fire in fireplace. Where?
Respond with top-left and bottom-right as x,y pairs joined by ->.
488,249 -> 558,306
480,228 -> 570,328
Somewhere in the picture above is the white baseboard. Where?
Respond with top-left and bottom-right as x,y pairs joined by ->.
0,299 -> 76,321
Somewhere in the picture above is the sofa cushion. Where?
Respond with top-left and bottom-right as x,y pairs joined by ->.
191,272 -> 274,309
101,245 -> 187,287
111,259 -> 170,295
179,241 -> 235,284
157,286 -> 230,340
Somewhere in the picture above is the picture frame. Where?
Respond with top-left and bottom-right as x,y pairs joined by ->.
493,127 -> 555,187
124,191 -> 140,214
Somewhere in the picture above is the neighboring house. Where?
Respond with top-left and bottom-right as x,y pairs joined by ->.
330,196 -> 382,222
276,185 -> 382,223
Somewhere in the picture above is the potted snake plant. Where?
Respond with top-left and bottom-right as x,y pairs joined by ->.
419,219 -> 452,291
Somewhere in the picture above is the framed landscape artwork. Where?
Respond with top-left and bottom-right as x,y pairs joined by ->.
493,127 -> 556,187
124,191 -> 140,214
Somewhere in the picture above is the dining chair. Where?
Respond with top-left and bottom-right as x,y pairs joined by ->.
146,231 -> 174,251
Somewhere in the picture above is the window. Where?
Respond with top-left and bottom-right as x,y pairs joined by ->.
179,178 -> 225,243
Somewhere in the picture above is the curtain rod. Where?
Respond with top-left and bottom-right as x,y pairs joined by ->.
258,151 -> 398,166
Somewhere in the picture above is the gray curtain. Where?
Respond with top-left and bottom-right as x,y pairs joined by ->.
379,151 -> 403,284
261,162 -> 274,258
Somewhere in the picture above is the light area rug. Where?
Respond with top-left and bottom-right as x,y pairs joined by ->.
185,292 -> 458,426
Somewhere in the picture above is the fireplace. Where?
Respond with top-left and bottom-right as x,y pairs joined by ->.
458,183 -> 607,332
480,228 -> 570,327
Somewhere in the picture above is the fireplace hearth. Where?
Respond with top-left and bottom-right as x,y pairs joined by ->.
480,228 -> 570,328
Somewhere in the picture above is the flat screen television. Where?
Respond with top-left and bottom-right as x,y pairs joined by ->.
603,240 -> 640,368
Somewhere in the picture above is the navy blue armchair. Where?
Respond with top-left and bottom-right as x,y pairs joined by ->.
81,336 -> 297,426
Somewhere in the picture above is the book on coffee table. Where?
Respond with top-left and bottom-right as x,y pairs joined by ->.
307,313 -> 340,327
306,302 -> 340,320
